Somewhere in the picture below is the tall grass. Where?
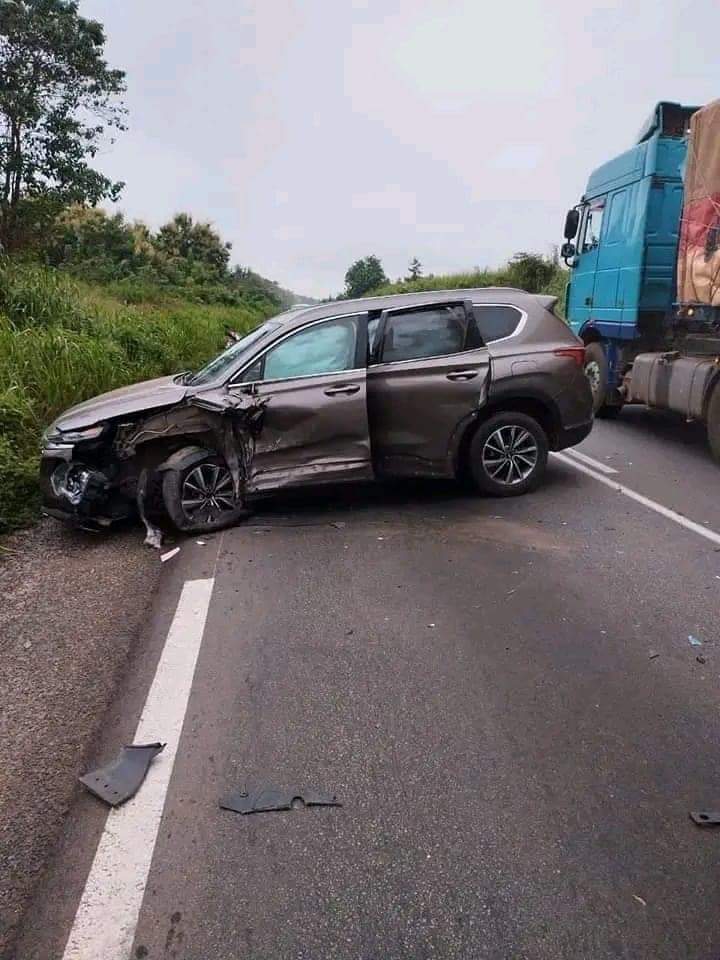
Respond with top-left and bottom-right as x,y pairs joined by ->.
0,259 -> 273,532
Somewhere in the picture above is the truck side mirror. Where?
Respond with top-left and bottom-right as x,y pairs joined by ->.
563,209 -> 580,240
561,241 -> 577,267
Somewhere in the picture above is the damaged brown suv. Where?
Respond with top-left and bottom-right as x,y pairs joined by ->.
40,289 -> 593,534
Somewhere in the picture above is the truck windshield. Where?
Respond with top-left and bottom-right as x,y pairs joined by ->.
188,320 -> 282,386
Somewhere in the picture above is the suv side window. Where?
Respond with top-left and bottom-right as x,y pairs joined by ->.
243,317 -> 358,382
472,304 -> 523,342
380,305 -> 468,362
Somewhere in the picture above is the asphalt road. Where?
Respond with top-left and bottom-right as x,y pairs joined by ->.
15,407 -> 720,960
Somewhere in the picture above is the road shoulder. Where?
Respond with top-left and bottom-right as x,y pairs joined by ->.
0,519 -> 161,958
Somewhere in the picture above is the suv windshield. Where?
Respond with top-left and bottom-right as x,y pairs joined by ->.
188,320 -> 282,386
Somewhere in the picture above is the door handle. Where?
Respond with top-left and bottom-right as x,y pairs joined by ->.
584,296 -> 593,306
446,370 -> 479,381
324,384 -> 360,396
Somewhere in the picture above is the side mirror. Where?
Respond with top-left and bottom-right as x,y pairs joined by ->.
563,209 -> 580,240
561,241 -> 576,260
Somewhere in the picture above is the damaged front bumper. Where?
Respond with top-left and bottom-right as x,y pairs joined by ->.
40,391 -> 267,534
40,442 -> 134,529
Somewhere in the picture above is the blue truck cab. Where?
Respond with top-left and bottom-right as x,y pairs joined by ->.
563,102 -> 698,414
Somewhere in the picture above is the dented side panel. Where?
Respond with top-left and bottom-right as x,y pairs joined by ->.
228,367 -> 373,492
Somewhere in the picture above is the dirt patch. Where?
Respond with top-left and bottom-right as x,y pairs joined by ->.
0,519 -> 159,958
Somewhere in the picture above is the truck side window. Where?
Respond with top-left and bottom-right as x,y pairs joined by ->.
582,201 -> 605,252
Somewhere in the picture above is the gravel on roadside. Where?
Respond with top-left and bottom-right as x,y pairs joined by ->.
0,519 -> 160,958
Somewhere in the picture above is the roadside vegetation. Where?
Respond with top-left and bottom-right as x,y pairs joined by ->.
342,252 -> 568,310
373,252 -> 569,308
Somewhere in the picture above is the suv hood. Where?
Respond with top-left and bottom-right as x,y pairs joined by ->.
51,375 -> 189,432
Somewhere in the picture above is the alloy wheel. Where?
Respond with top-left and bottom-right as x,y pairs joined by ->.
181,463 -> 237,523
481,425 -> 538,485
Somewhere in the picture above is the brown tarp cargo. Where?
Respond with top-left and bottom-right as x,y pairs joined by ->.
678,99 -> 720,306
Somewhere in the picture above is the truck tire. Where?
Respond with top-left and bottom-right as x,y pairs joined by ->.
707,381 -> 720,463
469,411 -> 548,497
162,450 -> 250,533
584,341 -> 623,418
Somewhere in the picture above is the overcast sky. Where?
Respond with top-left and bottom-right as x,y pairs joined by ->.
82,0 -> 720,298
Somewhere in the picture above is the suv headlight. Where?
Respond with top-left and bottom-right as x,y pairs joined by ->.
43,423 -> 105,447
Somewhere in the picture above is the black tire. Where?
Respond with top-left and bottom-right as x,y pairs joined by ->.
162,452 -> 249,533
707,381 -> 720,463
469,411 -> 549,497
584,341 -> 607,414
584,341 -> 623,418
596,403 -> 623,420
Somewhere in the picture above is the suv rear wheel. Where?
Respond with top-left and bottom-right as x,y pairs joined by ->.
469,412 -> 548,496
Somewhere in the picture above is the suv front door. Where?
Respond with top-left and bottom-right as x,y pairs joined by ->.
228,313 -> 373,492
367,300 -> 490,477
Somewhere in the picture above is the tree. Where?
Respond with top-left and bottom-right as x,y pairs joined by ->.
155,213 -> 231,281
0,0 -> 127,249
344,255 -> 387,298
506,251 -> 557,293
407,256 -> 423,281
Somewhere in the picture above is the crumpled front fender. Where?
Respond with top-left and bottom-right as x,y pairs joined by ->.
155,445 -> 219,474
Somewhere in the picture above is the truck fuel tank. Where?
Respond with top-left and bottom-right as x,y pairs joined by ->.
624,352 -> 720,420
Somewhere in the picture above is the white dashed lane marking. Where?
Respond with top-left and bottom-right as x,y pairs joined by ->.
553,451 -> 720,547
561,447 -> 618,474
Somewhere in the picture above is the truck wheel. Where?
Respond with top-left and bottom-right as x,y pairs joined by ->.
469,412 -> 548,497
584,341 -> 623,418
162,452 -> 249,533
707,382 -> 720,463
584,342 -> 607,414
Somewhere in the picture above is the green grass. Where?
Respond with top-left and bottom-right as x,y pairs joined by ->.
0,259 -> 273,533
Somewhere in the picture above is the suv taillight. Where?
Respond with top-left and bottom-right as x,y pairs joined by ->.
554,346 -> 585,368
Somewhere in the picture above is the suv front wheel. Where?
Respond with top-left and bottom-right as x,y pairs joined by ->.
162,452 -> 249,533
469,412 -> 549,496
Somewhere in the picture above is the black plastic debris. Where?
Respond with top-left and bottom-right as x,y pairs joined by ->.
80,742 -> 165,806
690,811 -> 720,827
219,787 -> 341,815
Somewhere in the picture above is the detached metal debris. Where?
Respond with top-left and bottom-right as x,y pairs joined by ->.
219,787 -> 341,815
690,811 -> 720,827
79,742 -> 165,806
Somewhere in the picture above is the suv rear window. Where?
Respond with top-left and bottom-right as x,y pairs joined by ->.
472,304 -> 523,342
381,305 -> 468,362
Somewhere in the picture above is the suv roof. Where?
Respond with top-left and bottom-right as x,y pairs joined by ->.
273,287 -> 548,336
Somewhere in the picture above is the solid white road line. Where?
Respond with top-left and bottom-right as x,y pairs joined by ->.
561,447 -> 618,474
62,578 -> 215,960
553,451 -> 720,547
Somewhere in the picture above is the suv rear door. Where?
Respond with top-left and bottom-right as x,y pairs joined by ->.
367,300 -> 490,477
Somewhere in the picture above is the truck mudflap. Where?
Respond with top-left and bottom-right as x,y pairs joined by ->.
623,352 -> 719,419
